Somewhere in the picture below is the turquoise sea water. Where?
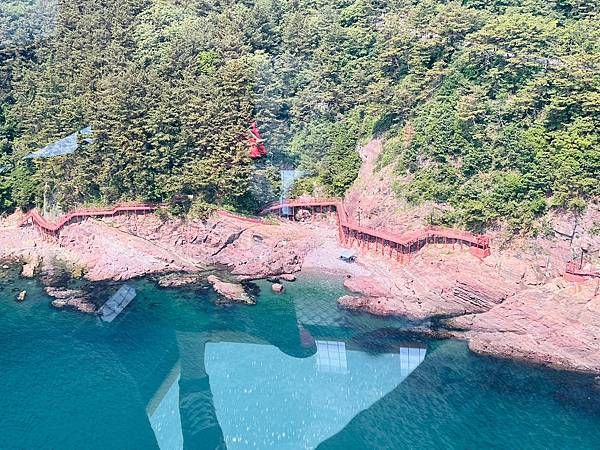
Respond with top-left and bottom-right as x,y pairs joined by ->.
1,270 -> 600,450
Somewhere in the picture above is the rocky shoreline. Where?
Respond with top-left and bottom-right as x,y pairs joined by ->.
1,205 -> 599,375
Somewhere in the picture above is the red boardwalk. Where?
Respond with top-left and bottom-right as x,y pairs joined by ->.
19,198 -> 496,267
18,203 -> 160,236
261,198 -> 491,262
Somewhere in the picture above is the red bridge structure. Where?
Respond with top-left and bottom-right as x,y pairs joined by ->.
260,198 -> 491,263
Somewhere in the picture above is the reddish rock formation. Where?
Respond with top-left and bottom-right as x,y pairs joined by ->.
51,298 -> 97,314
444,280 -> 600,373
0,211 -> 317,284
271,283 -> 285,293
207,275 -> 254,304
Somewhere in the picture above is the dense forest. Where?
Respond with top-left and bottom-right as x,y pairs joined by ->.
0,0 -> 599,231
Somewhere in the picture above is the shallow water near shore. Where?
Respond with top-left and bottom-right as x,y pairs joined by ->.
1,271 -> 600,450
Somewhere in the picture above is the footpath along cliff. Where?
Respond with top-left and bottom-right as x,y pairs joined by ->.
0,210 -> 320,283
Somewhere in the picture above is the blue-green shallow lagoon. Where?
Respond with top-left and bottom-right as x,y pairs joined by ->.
1,272 -> 600,450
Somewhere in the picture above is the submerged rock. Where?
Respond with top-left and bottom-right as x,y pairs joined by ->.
271,283 -> 285,294
157,272 -> 206,288
51,298 -> 97,314
337,295 -> 400,316
207,275 -> 255,304
45,287 -> 88,300
46,287 -> 97,314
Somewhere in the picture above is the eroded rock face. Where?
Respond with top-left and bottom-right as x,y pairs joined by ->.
344,276 -> 392,298
331,240 -> 600,373
0,212 -> 316,284
83,213 -> 316,282
444,281 -> 600,374
337,253 -> 520,321
207,275 -> 254,304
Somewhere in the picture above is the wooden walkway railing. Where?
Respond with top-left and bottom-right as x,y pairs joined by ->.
18,203 -> 161,235
261,197 -> 491,262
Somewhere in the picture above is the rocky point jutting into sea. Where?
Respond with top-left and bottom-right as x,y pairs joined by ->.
1,139 -> 599,375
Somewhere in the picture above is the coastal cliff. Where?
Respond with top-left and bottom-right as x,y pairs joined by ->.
336,139 -> 600,374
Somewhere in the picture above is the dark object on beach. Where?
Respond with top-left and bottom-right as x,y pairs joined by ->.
339,250 -> 357,263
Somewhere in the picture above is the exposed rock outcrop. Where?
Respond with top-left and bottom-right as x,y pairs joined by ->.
207,275 -> 254,304
0,211 -> 318,284
280,274 -> 296,282
271,283 -> 285,293
444,280 -> 600,373
21,254 -> 40,278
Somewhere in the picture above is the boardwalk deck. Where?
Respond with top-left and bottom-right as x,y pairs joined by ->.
261,197 -> 491,261
18,203 -> 160,235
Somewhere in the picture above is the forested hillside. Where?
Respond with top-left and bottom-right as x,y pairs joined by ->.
0,0 -> 598,231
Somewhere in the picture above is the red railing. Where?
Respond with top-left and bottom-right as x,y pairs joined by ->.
564,260 -> 600,282
19,203 -> 271,235
20,197 -> 493,261
18,203 -> 161,233
260,197 -> 491,257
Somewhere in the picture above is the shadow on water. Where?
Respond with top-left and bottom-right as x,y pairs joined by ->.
1,271 -> 600,449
